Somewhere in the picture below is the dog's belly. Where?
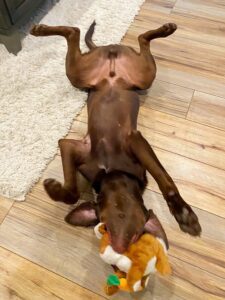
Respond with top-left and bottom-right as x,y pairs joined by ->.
77,45 -> 154,89
87,56 -> 147,88
92,135 -> 145,183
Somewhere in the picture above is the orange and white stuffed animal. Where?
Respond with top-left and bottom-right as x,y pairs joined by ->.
94,223 -> 171,295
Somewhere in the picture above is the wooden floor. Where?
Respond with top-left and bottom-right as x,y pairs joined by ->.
0,0 -> 225,299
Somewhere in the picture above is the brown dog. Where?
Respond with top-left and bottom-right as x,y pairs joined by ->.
30,22 -> 201,253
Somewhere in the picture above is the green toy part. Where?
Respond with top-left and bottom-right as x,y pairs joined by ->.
107,274 -> 120,286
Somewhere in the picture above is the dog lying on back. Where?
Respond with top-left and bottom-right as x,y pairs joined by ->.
30,21 -> 201,253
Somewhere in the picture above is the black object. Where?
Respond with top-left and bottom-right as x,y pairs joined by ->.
0,0 -> 45,54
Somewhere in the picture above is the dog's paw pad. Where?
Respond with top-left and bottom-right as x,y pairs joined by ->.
162,23 -> 177,36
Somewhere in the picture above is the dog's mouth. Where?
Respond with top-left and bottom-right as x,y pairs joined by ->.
130,232 -> 139,244
107,226 -> 140,253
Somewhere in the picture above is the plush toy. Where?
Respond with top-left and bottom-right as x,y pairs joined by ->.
94,223 -> 171,295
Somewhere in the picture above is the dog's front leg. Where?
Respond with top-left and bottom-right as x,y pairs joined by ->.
129,131 -> 201,236
44,139 -> 89,204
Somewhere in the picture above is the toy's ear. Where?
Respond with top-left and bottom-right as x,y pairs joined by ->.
94,222 -> 106,239
155,241 -> 172,275
144,209 -> 169,249
65,201 -> 98,226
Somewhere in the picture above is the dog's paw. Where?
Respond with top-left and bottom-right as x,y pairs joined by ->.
30,24 -> 49,36
168,194 -> 201,236
175,206 -> 201,236
43,178 -> 79,204
161,23 -> 177,37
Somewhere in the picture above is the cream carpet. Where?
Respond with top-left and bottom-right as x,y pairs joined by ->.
0,0 -> 145,200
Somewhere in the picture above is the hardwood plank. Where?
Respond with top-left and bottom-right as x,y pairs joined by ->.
141,80 -> 193,118
173,0 -> 225,23
0,246 -> 104,300
170,12 -> 225,48
0,196 -> 14,224
142,0 -> 177,14
167,257 -> 225,300
0,187 -> 224,300
187,91 -> 225,130
156,63 -> 225,99
0,205 -> 107,295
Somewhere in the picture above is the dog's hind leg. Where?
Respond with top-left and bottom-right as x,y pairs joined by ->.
138,23 -> 177,63
137,23 -> 177,89
30,25 -> 82,87
138,23 -> 177,45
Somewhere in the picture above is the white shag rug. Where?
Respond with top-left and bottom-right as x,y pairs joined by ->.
0,0 -> 144,200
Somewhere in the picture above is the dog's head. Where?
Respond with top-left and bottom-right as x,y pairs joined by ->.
65,172 -> 168,253
96,172 -> 147,253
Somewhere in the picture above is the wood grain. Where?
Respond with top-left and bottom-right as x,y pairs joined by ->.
0,196 -> 14,224
173,0 -> 225,23
142,0 -> 177,14
156,63 -> 225,99
141,80 -> 194,117
187,91 -> 225,130
170,12 -> 225,48
0,246 -> 104,300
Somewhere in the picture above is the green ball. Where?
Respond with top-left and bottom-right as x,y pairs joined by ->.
107,274 -> 120,286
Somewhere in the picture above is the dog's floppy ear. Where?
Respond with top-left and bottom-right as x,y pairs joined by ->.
144,209 -> 169,249
65,201 -> 98,226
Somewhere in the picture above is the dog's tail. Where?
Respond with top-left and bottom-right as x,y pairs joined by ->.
85,21 -> 97,50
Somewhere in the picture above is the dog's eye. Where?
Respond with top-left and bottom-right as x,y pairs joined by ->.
118,212 -> 125,219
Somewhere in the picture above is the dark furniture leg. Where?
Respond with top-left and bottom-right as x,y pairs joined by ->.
0,31 -> 22,54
